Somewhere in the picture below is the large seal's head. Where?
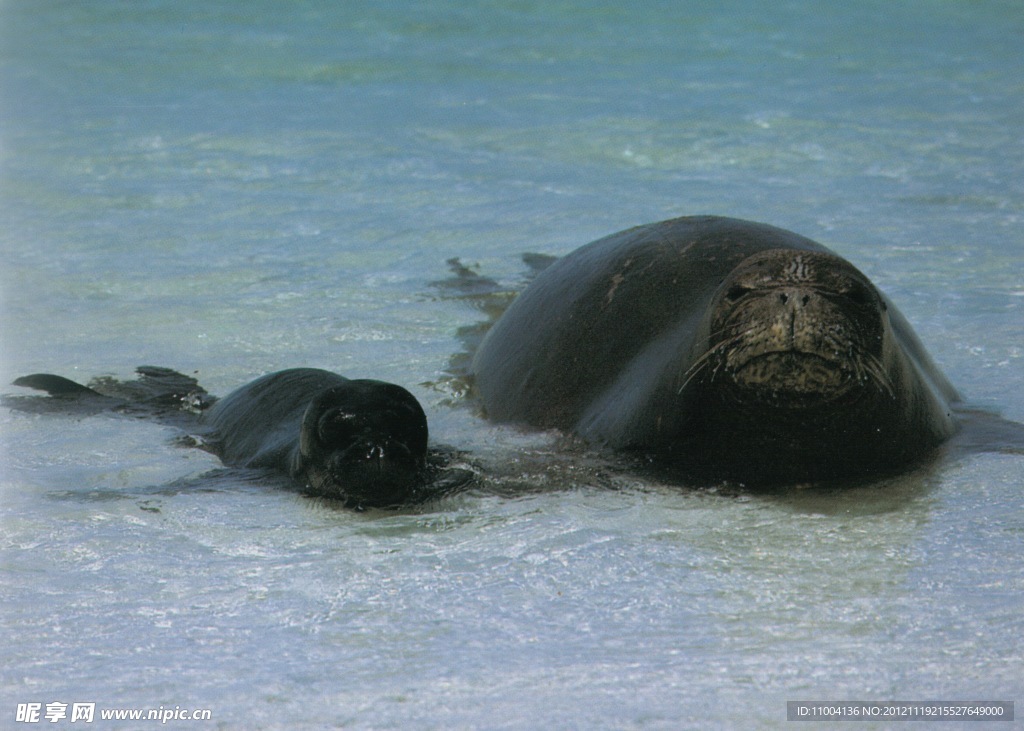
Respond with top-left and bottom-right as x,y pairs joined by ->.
666,245 -> 959,483
686,248 -> 894,413
296,380 -> 428,507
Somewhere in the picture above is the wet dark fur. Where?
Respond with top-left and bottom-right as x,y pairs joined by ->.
8,367 -> 435,508
470,216 -> 961,484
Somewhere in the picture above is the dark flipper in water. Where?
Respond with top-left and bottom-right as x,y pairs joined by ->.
7,373 -> 120,416
6,366 -> 214,426
426,254 -> 558,403
429,254 -> 557,314
13,372 -> 101,395
948,407 -> 1024,457
13,373 -> 106,397
89,366 -> 215,411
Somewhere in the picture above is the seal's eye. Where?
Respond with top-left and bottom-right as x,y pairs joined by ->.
841,283 -> 871,307
725,285 -> 753,303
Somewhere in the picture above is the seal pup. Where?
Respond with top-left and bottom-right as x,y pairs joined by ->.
10,367 -> 430,507
470,215 -> 959,484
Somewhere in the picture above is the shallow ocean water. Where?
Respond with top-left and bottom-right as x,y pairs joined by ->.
1,1 -> 1022,728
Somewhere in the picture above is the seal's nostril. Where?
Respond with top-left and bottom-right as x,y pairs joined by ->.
781,291 -> 811,306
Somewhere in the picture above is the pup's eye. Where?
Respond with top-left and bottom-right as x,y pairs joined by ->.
319,410 -> 357,441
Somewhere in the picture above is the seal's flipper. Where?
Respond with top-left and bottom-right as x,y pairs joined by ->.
6,373 -> 122,416
950,407 -> 1024,457
7,366 -> 214,426
133,366 -> 214,410
521,252 -> 558,278
430,258 -> 506,301
13,373 -> 105,397
432,254 -> 556,302
83,366 -> 214,412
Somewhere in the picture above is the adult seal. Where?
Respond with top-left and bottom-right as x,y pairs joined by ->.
470,215 -> 959,484
11,367 -> 429,507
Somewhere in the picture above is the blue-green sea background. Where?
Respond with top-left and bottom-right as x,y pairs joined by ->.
1,2 -> 1022,728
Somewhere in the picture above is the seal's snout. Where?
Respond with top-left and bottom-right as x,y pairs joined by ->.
708,256 -> 883,405
769,286 -> 818,339
333,435 -> 414,472
353,437 -> 402,468
317,439 -> 423,508
767,284 -> 822,313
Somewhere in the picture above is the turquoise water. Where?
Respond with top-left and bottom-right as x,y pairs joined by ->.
2,1 -> 1022,728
